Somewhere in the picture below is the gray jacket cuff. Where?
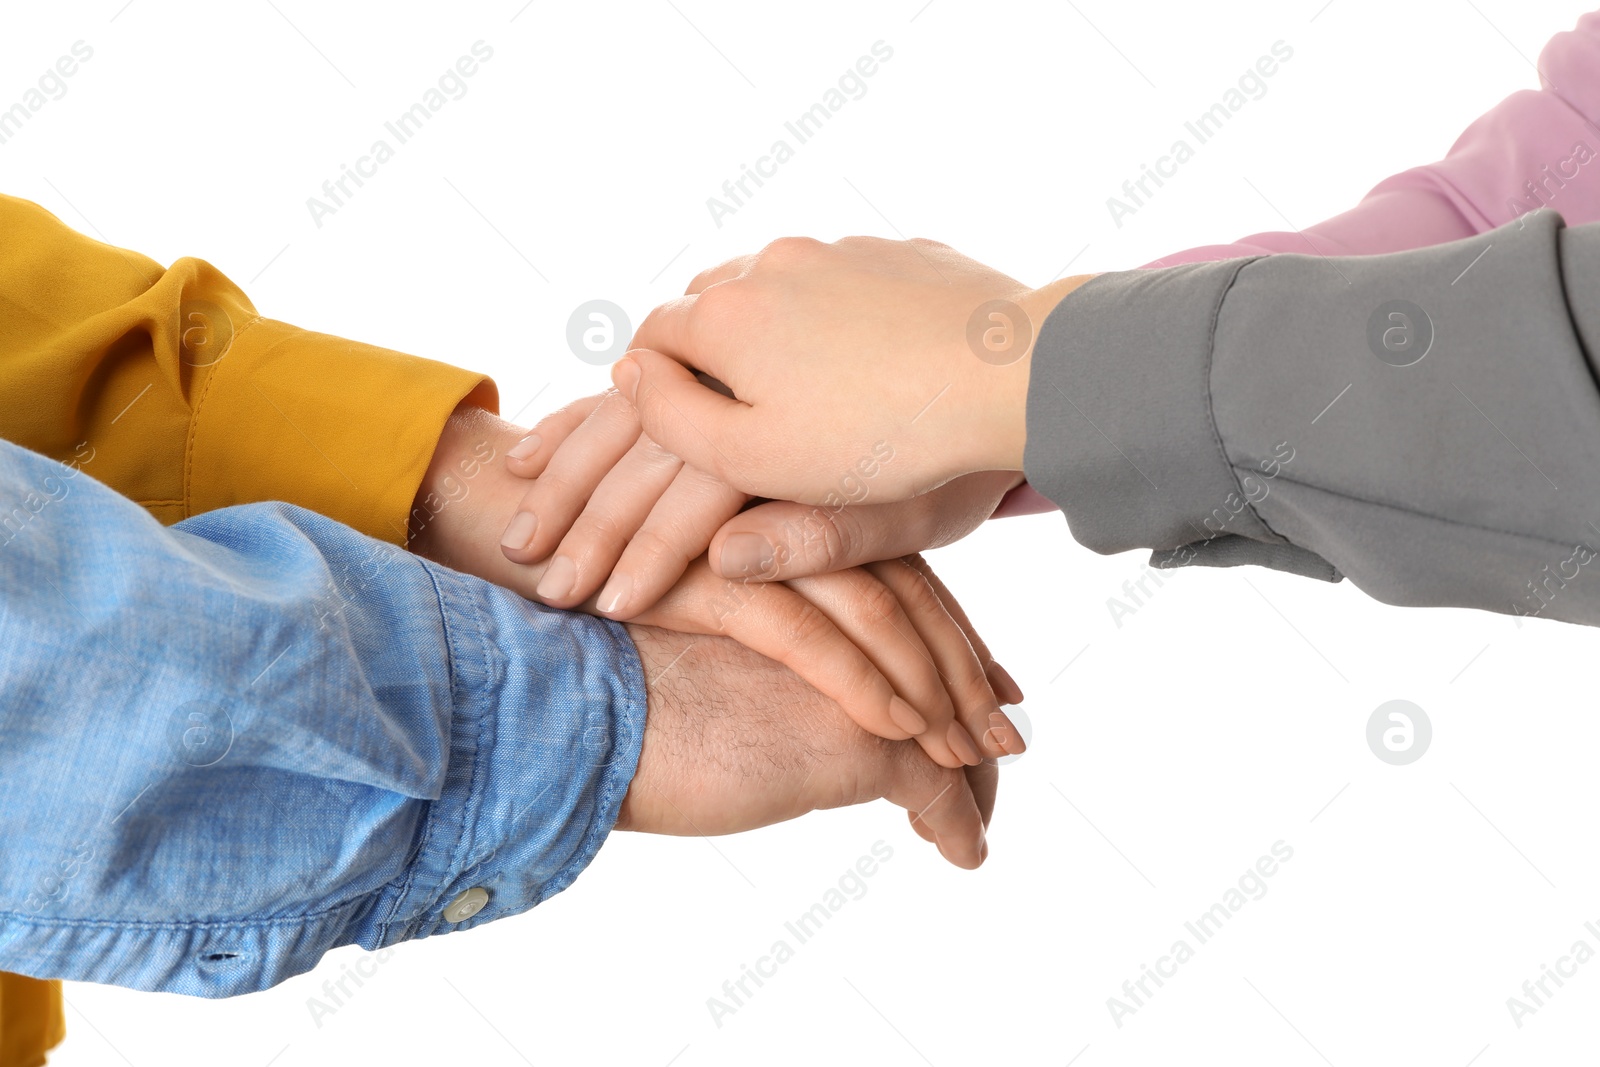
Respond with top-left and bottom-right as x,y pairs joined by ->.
1023,260 -> 1332,577
1024,210 -> 1600,625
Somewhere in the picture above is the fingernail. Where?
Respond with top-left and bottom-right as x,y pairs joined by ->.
987,710 -> 1026,755
536,555 -> 577,601
612,356 -> 640,402
977,831 -> 989,865
989,661 -> 1024,704
506,434 -> 541,462
597,572 -> 633,615
888,696 -> 928,736
501,511 -> 539,552
947,721 -> 983,766
720,532 -> 775,577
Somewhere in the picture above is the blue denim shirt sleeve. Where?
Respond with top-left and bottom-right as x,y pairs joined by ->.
0,438 -> 645,997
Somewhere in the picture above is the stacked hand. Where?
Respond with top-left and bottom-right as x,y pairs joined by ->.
412,404 -> 1024,779
491,236 -> 1090,683
620,624 -> 996,870
611,235 -> 1061,501
414,236 -> 1084,868
499,390 -> 1029,607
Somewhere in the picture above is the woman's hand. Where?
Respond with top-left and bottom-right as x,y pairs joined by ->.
415,404 -> 1025,770
498,390 -> 748,618
611,235 -> 1095,504
493,389 -> 1029,705
709,470 -> 1025,578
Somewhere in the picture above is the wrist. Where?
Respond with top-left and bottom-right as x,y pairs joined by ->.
409,403 -> 526,563
984,273 -> 1096,470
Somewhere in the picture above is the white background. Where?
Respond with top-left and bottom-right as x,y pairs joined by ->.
7,0 -> 1600,1064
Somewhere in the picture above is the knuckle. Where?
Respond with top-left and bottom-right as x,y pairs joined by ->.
571,511 -> 630,552
687,253 -> 754,295
946,676 -> 993,728
685,262 -> 728,295
632,305 -> 667,348
837,657 -> 885,710
804,520 -> 847,572
705,451 -> 744,492
877,557 -> 937,615
758,235 -> 823,265
678,464 -> 741,509
782,600 -> 840,650
899,567 -> 943,618
773,510 -> 842,572
637,436 -> 679,464
824,506 -> 861,563
855,578 -> 903,626
630,384 -> 664,429
625,525 -> 680,568
596,391 -> 642,432
530,470 -> 575,503
630,379 -> 675,433
758,235 -> 819,260
909,764 -> 965,814
687,280 -> 742,334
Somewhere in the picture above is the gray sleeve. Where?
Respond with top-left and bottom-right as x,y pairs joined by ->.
1023,209 -> 1600,626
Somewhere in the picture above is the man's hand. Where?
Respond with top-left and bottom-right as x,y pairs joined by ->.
617,624 -> 997,870
611,234 -> 1096,504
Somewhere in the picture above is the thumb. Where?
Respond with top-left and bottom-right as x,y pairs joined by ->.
613,348 -> 753,490
709,471 -> 1020,580
710,498 -> 895,580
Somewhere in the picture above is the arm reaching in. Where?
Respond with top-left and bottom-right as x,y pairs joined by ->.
499,7 -> 1600,594
1029,212 -> 1600,625
608,209 -> 1600,626
0,192 -> 1017,771
0,437 -> 993,996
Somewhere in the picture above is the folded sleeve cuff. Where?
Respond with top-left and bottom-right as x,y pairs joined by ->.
360,560 -> 646,951
186,317 -> 496,544
1023,259 -> 1283,556
0,447 -> 643,998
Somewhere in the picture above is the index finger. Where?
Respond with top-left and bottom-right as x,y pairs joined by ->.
503,392 -> 608,479
685,253 -> 756,295
881,747 -> 988,870
629,294 -> 697,363
908,759 -> 997,851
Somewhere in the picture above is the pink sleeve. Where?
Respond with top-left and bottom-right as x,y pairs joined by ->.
993,8 -> 1600,518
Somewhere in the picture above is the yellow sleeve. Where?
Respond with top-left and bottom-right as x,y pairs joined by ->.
0,194 -> 498,1062
0,193 -> 496,543
0,973 -> 62,1067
